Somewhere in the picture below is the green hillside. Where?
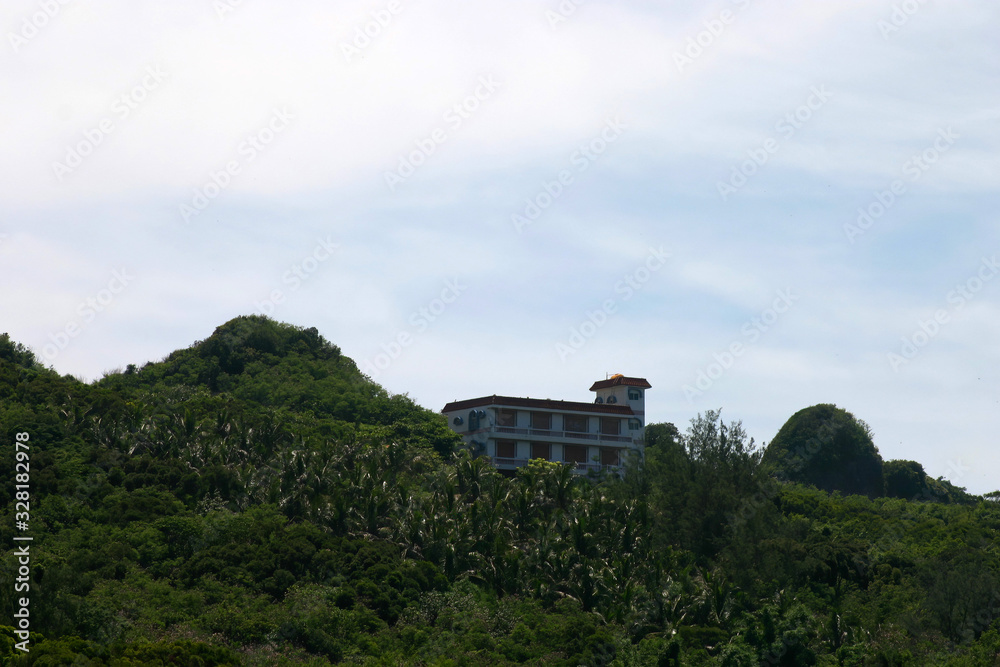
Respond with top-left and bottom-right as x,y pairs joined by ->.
0,317 -> 998,665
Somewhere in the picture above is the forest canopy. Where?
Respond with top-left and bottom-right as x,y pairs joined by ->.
0,317 -> 997,666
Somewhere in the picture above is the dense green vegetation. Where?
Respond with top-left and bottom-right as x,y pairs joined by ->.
1,317 -> 998,665
762,404 -> 883,498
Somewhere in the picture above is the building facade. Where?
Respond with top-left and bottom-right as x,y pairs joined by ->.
441,375 -> 651,475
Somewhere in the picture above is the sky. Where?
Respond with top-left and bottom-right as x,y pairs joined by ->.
2,0 -> 998,494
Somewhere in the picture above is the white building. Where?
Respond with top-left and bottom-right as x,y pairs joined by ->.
441,375 -> 651,475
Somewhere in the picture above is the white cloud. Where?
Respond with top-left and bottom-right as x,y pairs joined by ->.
3,0 -> 999,493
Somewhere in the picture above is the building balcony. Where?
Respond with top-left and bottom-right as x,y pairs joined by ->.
491,457 -> 529,470
489,425 -> 636,445
574,462 -> 624,474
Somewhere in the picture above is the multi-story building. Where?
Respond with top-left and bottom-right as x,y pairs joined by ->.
441,375 -> 651,475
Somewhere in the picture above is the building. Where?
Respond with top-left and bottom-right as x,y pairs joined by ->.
441,374 -> 651,475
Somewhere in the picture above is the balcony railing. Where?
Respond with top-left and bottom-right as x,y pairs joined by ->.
575,462 -> 623,474
490,425 -> 633,444
488,457 -> 622,475
491,457 -> 529,469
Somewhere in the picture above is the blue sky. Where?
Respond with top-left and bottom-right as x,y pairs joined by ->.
2,0 -> 998,493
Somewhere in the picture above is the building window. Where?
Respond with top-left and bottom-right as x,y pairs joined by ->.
564,414 -> 588,433
601,448 -> 621,466
563,445 -> 588,463
531,442 -> 550,460
531,412 -> 551,430
600,417 -> 620,435
497,409 -> 516,427
628,419 -> 642,431
628,389 -> 642,400
495,440 -> 517,458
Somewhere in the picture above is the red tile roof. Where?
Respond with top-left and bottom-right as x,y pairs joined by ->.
589,375 -> 652,391
442,395 -> 635,415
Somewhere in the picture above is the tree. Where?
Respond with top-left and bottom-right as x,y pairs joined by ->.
0,333 -> 38,370
883,459 -> 926,500
645,422 -> 681,451
645,411 -> 763,558
762,404 -> 883,498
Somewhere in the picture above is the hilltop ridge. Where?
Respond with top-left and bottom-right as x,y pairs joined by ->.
0,317 -> 998,665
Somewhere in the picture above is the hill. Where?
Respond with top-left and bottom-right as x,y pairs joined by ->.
762,403 -> 884,497
0,318 -> 999,665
